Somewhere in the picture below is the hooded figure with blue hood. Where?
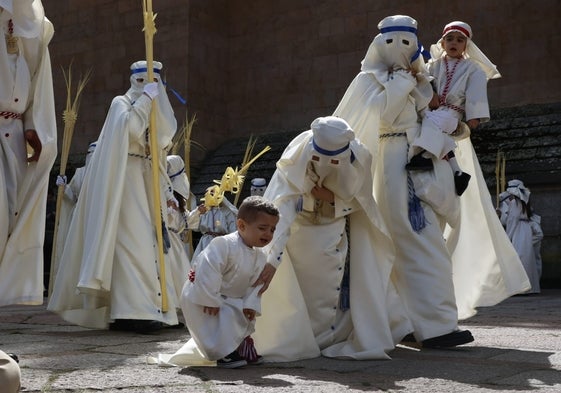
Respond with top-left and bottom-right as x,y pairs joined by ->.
333,15 -> 529,348
48,61 -> 180,332
250,116 -> 411,361
334,15 -> 475,348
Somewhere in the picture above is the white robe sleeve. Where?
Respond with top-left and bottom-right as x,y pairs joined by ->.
464,65 -> 490,123
243,284 -> 263,315
381,70 -> 417,125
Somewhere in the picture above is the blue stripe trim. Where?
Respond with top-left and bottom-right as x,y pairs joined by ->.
312,140 -> 350,156
131,67 -> 161,74
411,45 -> 430,62
169,167 -> 185,179
380,26 -> 417,34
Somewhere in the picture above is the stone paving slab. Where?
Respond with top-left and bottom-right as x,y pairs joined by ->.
1,290 -> 560,392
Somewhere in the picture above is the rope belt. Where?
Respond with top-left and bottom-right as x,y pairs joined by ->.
378,131 -> 427,232
379,132 -> 407,139
128,152 -> 150,159
0,111 -> 22,120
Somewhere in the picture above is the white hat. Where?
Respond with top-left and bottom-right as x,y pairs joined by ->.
442,21 -> 472,39
130,60 -> 163,76
311,116 -> 354,155
251,178 -> 267,187
361,15 -> 427,76
167,155 -> 190,200
250,178 -> 267,196
430,20 -> 501,80
506,179 -> 530,204
87,141 -> 97,154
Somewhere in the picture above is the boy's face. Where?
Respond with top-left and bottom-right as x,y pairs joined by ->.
237,212 -> 279,248
441,32 -> 467,59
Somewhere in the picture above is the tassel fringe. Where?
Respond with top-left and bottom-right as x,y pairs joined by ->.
237,336 -> 259,362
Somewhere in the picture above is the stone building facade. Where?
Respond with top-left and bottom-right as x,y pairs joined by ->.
42,1 -> 560,286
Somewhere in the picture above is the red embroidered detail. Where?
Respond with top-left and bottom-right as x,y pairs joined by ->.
0,111 -> 22,120
438,57 -> 465,114
188,269 -> 195,282
443,25 -> 471,39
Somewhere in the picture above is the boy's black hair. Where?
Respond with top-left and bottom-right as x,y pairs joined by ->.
237,196 -> 279,223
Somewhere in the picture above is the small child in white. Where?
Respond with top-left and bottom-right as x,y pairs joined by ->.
406,21 -> 501,196
166,196 -> 279,368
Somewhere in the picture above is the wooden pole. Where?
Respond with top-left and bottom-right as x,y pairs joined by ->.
142,0 -> 167,312
184,112 -> 196,257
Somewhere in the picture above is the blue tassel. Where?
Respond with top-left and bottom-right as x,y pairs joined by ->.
407,173 -> 426,232
408,193 -> 426,232
296,195 -> 303,213
162,222 -> 171,254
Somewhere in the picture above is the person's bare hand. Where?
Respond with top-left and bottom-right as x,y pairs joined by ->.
466,118 -> 480,131
311,185 -> 334,203
24,129 -> 42,162
253,263 -> 276,295
203,306 -> 219,316
197,204 -> 207,214
243,308 -> 256,321
429,92 -> 440,110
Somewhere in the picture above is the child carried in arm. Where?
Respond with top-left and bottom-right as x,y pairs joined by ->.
406,21 -> 501,196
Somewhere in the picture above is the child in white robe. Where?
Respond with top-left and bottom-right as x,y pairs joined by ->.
499,180 -> 543,294
163,196 -> 279,368
406,21 -> 501,196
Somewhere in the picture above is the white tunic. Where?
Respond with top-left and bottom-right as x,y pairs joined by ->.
253,131 -> 411,361
177,232 -> 264,363
0,5 -> 57,306
335,69 -> 461,341
413,57 -> 490,159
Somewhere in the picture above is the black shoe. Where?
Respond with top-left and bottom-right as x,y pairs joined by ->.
454,172 -> 471,196
7,353 -> 19,363
217,351 -> 247,369
422,330 -> 474,348
406,153 -> 434,171
401,333 -> 417,343
109,319 -> 164,334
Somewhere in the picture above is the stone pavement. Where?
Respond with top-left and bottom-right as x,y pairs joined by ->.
1,290 -> 560,393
